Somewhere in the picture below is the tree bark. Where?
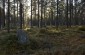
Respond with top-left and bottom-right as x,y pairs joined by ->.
7,0 -> 10,33
31,0 -> 33,28
19,2 -> 23,29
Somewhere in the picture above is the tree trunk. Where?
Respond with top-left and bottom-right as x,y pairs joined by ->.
17,1 -> 19,28
0,9 -> 1,29
31,0 -> 33,28
40,0 -> 43,28
13,0 -> 16,28
2,0 -> 6,28
19,2 -> 23,29
69,0 -> 72,27
66,0 -> 69,27
38,0 -> 40,28
55,0 -> 59,28
7,0 -> 10,33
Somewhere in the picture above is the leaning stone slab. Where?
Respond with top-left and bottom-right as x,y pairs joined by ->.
17,29 -> 29,45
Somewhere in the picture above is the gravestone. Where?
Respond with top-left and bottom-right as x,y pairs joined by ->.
17,29 -> 29,44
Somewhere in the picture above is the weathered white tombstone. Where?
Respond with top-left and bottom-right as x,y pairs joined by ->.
17,29 -> 29,44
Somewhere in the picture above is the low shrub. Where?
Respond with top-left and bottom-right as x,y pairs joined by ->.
39,28 -> 47,33
78,26 -> 85,31
29,39 -> 41,50
0,34 -> 17,45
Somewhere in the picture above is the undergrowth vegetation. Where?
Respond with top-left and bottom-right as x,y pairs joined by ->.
77,26 -> 85,31
0,26 -> 85,55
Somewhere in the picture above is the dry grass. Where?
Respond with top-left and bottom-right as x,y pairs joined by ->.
0,26 -> 85,55
27,27 -> 85,55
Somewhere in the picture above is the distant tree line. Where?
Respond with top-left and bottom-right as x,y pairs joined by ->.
0,0 -> 85,33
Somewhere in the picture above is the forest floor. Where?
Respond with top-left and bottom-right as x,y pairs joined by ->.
0,26 -> 85,55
